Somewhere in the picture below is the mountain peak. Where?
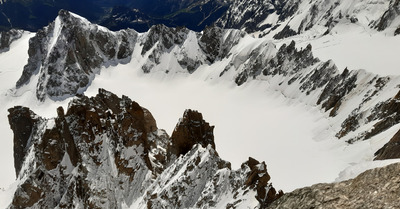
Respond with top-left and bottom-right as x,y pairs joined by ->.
15,12 -> 138,101
169,109 -> 216,160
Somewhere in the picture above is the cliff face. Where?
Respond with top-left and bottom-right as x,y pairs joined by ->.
7,88 -> 282,208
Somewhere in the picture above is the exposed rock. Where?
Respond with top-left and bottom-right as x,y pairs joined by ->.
8,89 -> 168,208
215,0 -> 299,34
0,29 -> 23,53
141,24 -> 189,56
199,26 -> 223,63
262,41 -> 318,78
316,68 -> 357,114
8,106 -> 42,177
269,163 -> 400,209
169,109 -> 215,160
244,157 -> 283,208
395,26 -> 400,35
375,128 -> 400,160
273,26 -> 297,40
16,10 -> 138,101
340,89 -> 400,142
374,0 -> 400,31
7,89 -> 282,208
140,24 -> 192,73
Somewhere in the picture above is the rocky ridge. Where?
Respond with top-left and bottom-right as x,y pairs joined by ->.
0,29 -> 22,52
7,88 -> 282,208
16,10 -> 138,101
217,0 -> 400,37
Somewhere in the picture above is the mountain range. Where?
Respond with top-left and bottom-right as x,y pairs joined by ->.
1,0 -> 400,208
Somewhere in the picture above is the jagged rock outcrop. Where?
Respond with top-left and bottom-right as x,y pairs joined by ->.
215,0 -> 299,33
217,0 -> 400,38
0,29 -> 23,52
16,10 -> 138,101
374,0 -> 400,33
375,127 -> 400,160
7,107 -> 42,177
169,109 -> 215,160
7,88 -> 282,208
269,162 -> 400,209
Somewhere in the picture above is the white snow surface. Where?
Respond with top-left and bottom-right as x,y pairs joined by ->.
275,24 -> 400,76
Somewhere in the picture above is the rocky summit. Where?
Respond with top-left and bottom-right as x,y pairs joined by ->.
7,88 -> 282,208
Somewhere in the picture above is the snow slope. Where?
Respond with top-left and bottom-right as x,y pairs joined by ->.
270,21 -> 400,76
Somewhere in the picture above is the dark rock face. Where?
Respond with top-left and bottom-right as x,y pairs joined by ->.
337,88 -> 400,143
262,41 -> 318,78
8,107 -> 41,177
269,163 -> 400,209
169,109 -> 215,159
7,89 -> 282,208
244,157 -> 283,207
0,29 -> 23,53
16,10 -> 138,101
140,24 -> 191,72
141,24 -> 189,55
375,128 -> 400,160
273,26 -> 298,40
199,26 -> 223,63
374,0 -> 400,32
316,68 -> 357,115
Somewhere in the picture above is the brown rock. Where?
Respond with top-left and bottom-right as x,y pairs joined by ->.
375,128 -> 400,160
169,109 -> 215,159
8,106 -> 40,177
243,157 -> 283,208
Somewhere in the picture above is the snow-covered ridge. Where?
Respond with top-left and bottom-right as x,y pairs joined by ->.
6,89 -> 282,208
15,10 -> 138,101
218,0 -> 400,37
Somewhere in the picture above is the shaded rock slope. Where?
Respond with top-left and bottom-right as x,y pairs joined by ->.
7,88 -> 282,208
13,10 -> 400,160
269,162 -> 400,209
0,29 -> 23,53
